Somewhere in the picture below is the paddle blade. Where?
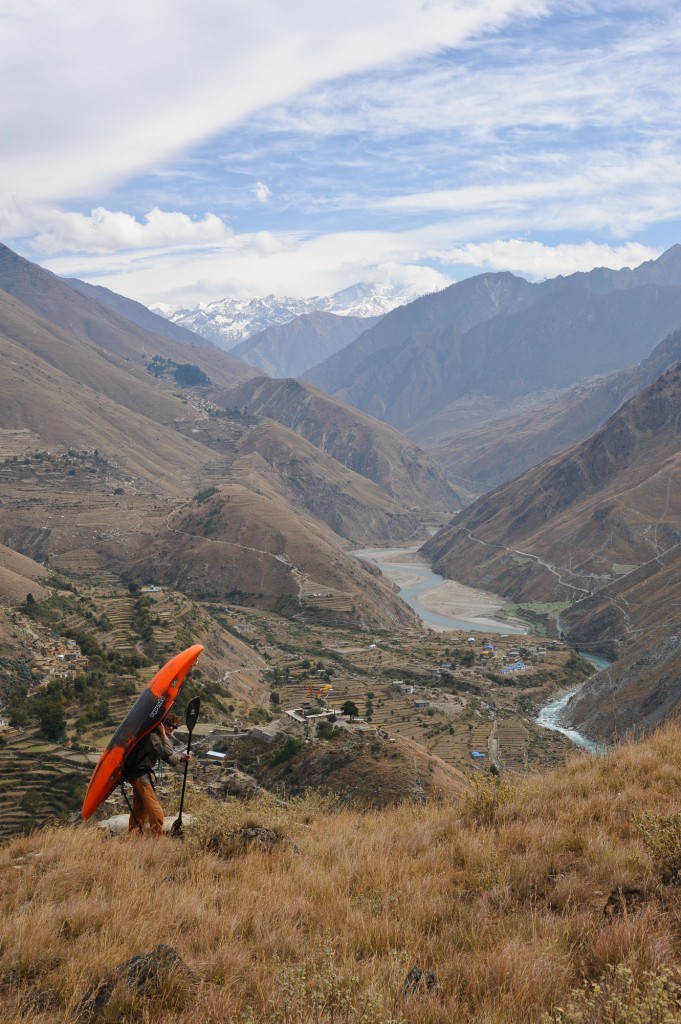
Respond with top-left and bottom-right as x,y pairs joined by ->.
185,696 -> 201,733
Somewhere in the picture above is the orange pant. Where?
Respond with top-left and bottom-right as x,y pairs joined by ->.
128,777 -> 164,836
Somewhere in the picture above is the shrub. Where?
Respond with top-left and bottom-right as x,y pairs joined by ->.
194,486 -> 218,504
460,772 -> 516,826
269,737 -> 303,766
316,720 -> 342,741
541,964 -> 681,1023
634,811 -> 681,883
258,944 -> 405,1024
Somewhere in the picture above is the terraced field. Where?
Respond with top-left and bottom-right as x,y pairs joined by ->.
0,737 -> 94,839
267,630 -> 582,774
273,673 -> 496,772
99,595 -> 137,653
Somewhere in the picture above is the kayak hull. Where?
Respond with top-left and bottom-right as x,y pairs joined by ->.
81,644 -> 204,819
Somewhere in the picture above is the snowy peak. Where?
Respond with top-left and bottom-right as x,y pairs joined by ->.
152,282 -> 421,350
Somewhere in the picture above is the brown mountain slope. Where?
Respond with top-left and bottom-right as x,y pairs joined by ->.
0,291 -> 218,494
233,421 -> 424,544
304,270 -> 537,394
421,327 -> 681,493
0,289 -> 202,435
0,243 -> 256,387
421,379 -> 629,493
0,288 -> 423,628
332,283 -> 681,437
422,364 -> 681,740
216,376 -> 468,511
65,276 -> 216,349
305,248 -> 681,443
423,364 -> 681,603
230,309 -> 379,378
0,543 -> 50,604
137,482 -> 417,629
559,547 -> 681,742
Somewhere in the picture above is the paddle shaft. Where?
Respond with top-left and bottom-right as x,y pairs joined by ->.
174,726 -> 195,829
172,696 -> 201,836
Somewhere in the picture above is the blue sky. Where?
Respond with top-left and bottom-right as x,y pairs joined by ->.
2,0 -> 680,307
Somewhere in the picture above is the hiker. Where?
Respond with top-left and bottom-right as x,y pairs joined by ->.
124,714 -> 191,835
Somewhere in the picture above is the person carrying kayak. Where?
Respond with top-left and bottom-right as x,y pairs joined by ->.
123,714 -> 191,835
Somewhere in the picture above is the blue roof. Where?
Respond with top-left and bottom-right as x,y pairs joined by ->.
470,751 -> 486,758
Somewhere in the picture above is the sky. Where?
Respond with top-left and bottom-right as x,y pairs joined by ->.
2,0 -> 681,309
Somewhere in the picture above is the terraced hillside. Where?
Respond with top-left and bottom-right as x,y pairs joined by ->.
0,737 -> 94,839
253,621 -> 592,774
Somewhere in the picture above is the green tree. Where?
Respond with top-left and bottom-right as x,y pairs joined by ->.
341,700 -> 359,718
35,695 -> 67,742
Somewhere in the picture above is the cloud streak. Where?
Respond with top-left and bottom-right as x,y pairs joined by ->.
3,0 -> 681,301
0,0 -> 548,202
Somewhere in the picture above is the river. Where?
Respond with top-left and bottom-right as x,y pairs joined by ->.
533,654 -> 608,754
353,545 -> 527,635
353,544 -> 609,753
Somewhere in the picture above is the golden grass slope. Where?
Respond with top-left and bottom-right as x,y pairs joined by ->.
3,723 -> 681,1022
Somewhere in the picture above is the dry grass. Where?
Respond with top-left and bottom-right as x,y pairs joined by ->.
3,724 -> 681,1023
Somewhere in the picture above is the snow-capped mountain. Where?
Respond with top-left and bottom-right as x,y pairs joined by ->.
152,281 -> 422,350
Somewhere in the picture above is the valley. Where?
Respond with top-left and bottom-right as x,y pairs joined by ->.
1,240 -> 681,842
0,560 -> 593,838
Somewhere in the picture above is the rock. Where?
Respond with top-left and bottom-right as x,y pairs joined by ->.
402,966 -> 441,998
116,943 -> 196,994
72,944 -> 196,1021
603,886 -> 646,917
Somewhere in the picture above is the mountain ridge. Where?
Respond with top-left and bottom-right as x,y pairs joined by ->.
421,361 -> 681,740
158,280 -> 420,350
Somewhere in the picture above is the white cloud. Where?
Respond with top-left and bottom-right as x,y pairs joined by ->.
425,240 -> 659,278
0,0 -> 549,203
252,182 -> 272,203
5,0 -> 680,305
257,9 -> 681,141
32,207 -> 233,255
37,219 -> 658,307
375,148 -> 681,236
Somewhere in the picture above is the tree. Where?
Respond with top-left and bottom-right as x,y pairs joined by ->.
341,700 -> 359,718
35,695 -> 67,742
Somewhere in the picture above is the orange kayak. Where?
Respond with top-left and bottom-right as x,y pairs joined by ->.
81,644 -> 204,819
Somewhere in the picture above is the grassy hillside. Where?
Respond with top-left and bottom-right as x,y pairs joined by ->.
2,724 -> 681,1022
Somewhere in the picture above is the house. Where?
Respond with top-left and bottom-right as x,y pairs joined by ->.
500,661 -> 526,674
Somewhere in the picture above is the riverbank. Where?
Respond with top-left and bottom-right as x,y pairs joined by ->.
353,545 -> 527,634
